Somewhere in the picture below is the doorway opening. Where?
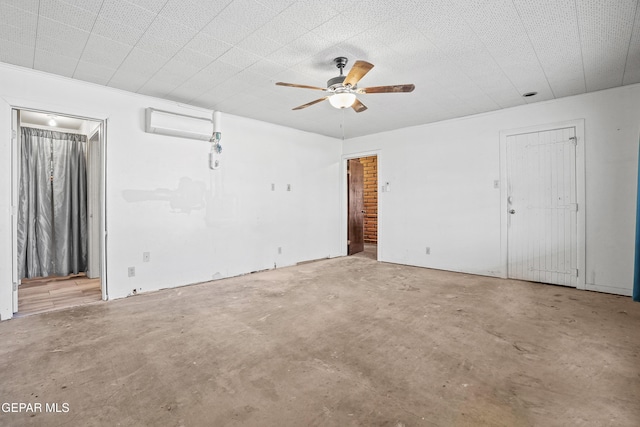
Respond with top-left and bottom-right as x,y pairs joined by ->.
347,155 -> 378,260
12,109 -> 106,316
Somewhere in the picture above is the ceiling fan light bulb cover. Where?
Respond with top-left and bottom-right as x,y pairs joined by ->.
329,93 -> 356,109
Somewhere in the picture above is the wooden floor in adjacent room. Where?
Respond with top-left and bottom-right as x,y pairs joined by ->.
17,274 -> 102,317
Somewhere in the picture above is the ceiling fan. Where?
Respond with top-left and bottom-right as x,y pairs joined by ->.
275,57 -> 415,113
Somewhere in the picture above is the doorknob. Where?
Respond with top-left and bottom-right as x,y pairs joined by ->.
509,209 -> 516,214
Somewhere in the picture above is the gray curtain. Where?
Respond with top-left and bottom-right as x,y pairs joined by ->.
17,127 -> 88,279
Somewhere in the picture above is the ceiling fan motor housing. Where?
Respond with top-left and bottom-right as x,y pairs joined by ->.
327,75 -> 346,89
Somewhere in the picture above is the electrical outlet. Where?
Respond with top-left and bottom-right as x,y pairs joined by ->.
278,247 -> 282,254
287,184 -> 291,191
426,247 -> 431,255
128,267 -> 135,277
271,183 -> 275,191
143,252 -> 150,262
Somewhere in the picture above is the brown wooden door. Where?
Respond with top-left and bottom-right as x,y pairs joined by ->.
348,159 -> 365,255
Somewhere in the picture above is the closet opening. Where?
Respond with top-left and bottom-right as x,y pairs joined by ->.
11,109 -> 106,316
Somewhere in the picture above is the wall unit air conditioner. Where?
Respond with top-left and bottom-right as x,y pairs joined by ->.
145,108 -> 213,141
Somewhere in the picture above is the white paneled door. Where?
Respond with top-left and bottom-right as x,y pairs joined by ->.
506,127 -> 578,287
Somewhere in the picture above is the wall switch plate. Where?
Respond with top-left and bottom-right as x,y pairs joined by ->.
128,267 -> 135,277
493,180 -> 500,189
426,247 -> 431,255
143,252 -> 150,262
278,247 -> 282,254
271,183 -> 275,191
287,184 -> 291,191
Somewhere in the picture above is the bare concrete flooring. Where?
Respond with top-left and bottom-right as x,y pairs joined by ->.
1,255 -> 639,426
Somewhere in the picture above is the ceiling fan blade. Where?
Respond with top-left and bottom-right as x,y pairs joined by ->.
292,97 -> 329,110
344,60 -> 374,87
358,84 -> 415,94
352,98 -> 367,113
276,82 -> 326,91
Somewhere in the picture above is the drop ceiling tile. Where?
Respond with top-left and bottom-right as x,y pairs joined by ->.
36,34 -> 88,59
485,88 -> 526,109
227,68 -> 272,88
59,0 -> 104,13
74,60 -> 117,84
217,47 -> 261,69
275,0 -> 339,30
126,0 -> 168,14
0,38 -> 34,67
159,0 -> 221,30
624,6 -> 640,85
136,35 -> 182,58
456,0 -> 553,99
577,0 -> 637,91
217,0 -> 278,31
37,16 -> 88,42
39,0 -> 98,32
186,33 -> 232,59
254,0 -> 296,13
143,16 -> 199,46
236,32 -> 283,57
0,2 -> 38,33
99,0 -> 157,32
165,86 -> 206,103
171,47 -> 215,69
192,82 -> 240,104
80,34 -> 133,68
34,49 -> 78,76
311,13 -> 364,44
513,0 -> 585,98
197,60 -> 243,82
91,16 -> 146,46
252,14 -> 308,45
138,78 -> 180,97
200,16 -> 253,45
265,43 -> 318,69
1,0 -> 39,13
292,33 -> 336,57
0,21 -> 36,46
246,58 -> 288,77
116,47 -> 167,76
159,58 -> 201,81
107,70 -> 150,92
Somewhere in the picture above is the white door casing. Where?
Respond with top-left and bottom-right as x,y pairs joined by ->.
87,128 -> 101,279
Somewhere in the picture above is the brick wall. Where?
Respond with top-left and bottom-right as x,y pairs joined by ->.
359,156 -> 378,244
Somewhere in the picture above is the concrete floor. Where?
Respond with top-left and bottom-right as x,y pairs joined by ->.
1,255 -> 639,426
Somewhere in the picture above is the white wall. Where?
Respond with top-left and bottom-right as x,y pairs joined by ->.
0,63 -> 342,319
344,84 -> 640,296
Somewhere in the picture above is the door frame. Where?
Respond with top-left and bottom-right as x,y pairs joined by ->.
341,150 -> 380,259
499,119 -> 586,289
10,106 -> 108,315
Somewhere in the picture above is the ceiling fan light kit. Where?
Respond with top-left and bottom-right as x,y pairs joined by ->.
275,57 -> 415,113
329,92 -> 357,109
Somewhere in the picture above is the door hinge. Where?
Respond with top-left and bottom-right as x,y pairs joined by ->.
574,268 -> 579,277
12,130 -> 17,139
13,282 -> 18,291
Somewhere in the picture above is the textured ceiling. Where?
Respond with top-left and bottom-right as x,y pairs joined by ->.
1,0 -> 639,139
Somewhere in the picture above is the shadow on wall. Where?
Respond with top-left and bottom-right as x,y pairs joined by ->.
122,177 -> 237,223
